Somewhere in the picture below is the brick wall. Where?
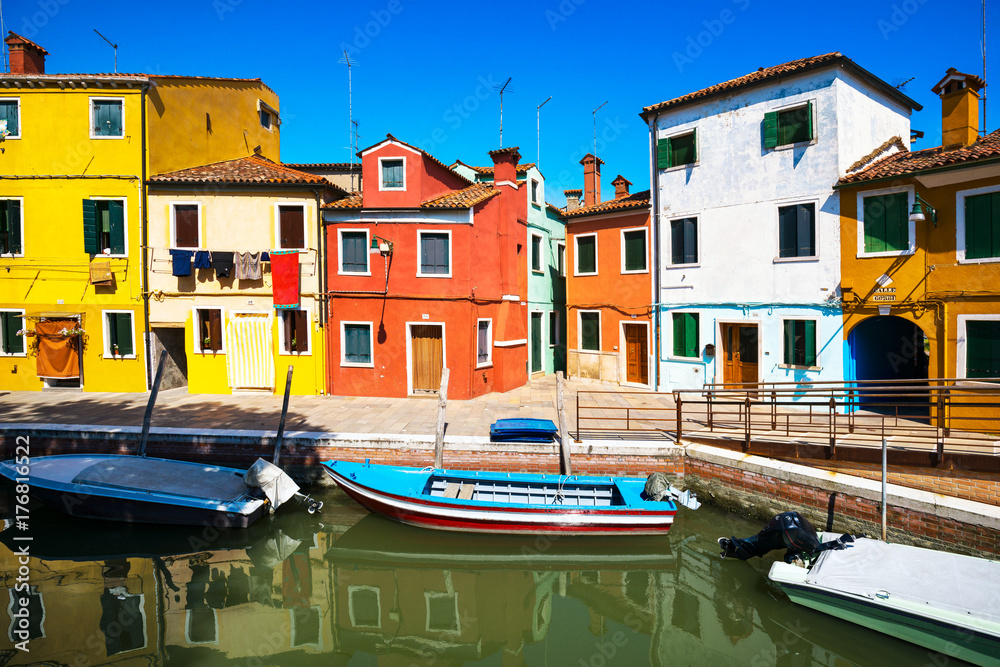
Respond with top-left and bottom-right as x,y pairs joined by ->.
813,460 -> 1000,508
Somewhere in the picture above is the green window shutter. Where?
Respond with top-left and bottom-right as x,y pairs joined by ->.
685,313 -> 698,357
2,312 -> 24,354
691,128 -> 697,163
656,137 -> 672,169
966,321 -> 1000,378
115,313 -> 134,356
763,111 -> 778,149
581,313 -> 599,350
8,199 -> 21,254
110,102 -> 123,136
0,101 -> 18,135
803,320 -> 816,367
863,196 -> 886,253
966,193 -> 998,260
577,236 -> 595,273
672,313 -> 683,356
805,101 -> 814,141
624,230 -> 645,271
783,321 -> 795,365
82,199 -> 99,254
108,200 -> 125,254
885,193 -> 907,252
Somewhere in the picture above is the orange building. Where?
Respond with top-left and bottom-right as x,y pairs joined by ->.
564,155 -> 653,387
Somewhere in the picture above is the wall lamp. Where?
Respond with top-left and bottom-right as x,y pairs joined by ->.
909,194 -> 937,227
370,235 -> 393,255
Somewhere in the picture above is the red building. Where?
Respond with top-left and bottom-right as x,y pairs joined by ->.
322,135 -> 529,398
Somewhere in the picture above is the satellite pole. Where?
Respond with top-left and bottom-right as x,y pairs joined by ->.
93,29 -> 117,74
537,96 -> 551,169
495,77 -> 511,145
593,100 -> 608,158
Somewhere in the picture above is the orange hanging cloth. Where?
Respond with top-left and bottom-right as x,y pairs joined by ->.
35,320 -> 81,378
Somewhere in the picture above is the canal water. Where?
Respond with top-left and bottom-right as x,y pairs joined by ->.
0,485 -> 952,666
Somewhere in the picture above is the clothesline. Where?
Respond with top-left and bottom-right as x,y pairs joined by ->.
168,249 -> 274,279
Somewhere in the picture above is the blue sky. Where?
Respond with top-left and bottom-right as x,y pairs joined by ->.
8,0 -> 993,204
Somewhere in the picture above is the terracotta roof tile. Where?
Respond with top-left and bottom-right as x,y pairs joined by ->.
284,162 -> 361,170
465,162 -> 536,175
641,53 -> 920,118
421,183 -> 499,209
149,155 -> 335,187
361,134 -> 472,186
838,130 -> 1000,185
564,190 -> 651,218
323,194 -> 363,209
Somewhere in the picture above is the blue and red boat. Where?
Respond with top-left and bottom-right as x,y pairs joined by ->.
321,460 -> 697,535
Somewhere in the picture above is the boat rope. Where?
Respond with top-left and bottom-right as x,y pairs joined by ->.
552,476 -> 567,505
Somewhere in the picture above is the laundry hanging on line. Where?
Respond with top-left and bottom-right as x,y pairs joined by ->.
212,252 -> 234,278
194,250 -> 212,269
169,249 -> 193,277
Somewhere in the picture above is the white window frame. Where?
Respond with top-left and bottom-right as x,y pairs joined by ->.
347,586 -> 381,629
530,232 -> 544,274
549,310 -> 560,347
530,178 -> 541,206
856,185 -> 916,259
620,226 -> 649,274
574,233 -> 598,276
665,214 -> 700,268
278,307 -> 312,356
184,608 -> 218,645
257,99 -> 280,131
956,184 -> 1000,264
578,309 -> 601,351
0,196 -> 24,257
777,317 -> 822,371
770,99 -> 818,151
0,97 -> 21,139
661,127 -> 699,171
89,96 -> 124,139
476,318 -> 493,369
773,198 -> 820,263
341,320 -> 374,368
193,306 -> 226,354
169,201 -> 203,249
289,605 -> 323,649
101,309 -> 136,360
0,308 -> 26,357
378,156 -> 406,191
417,229 -> 452,278
424,591 -> 461,634
273,202 -> 309,251
89,196 -> 129,258
956,313 -> 1000,380
338,228 -> 371,275
557,242 -> 566,277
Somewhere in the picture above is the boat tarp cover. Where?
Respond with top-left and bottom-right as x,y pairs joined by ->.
245,458 -> 299,509
805,537 -> 1000,623
73,457 -> 249,501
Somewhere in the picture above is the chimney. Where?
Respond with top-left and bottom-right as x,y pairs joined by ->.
488,146 -> 521,185
612,175 -> 632,200
5,32 -> 47,75
931,68 -> 985,148
580,153 -> 604,207
564,189 -> 582,211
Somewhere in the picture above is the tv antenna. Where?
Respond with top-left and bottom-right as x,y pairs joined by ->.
537,96 -> 551,169
593,100 -> 608,158
892,76 -> 914,91
983,0 -> 988,135
494,77 -> 512,145
93,29 -> 118,74
339,50 -> 360,190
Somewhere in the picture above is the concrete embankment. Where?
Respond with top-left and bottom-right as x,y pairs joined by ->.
2,424 -> 997,555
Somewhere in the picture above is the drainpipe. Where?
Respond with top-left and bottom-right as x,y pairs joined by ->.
649,112 -> 662,392
140,82 -> 152,390
314,186 -> 326,396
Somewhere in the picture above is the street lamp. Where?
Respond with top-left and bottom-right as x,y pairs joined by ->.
909,194 -> 937,227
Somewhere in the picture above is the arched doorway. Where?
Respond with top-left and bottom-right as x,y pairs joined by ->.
848,316 -> 929,416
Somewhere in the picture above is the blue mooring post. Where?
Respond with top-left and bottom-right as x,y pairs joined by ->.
137,349 -> 168,458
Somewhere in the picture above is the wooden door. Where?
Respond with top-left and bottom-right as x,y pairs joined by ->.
530,313 -> 543,373
722,324 -> 758,392
625,324 -> 648,385
411,325 -> 443,393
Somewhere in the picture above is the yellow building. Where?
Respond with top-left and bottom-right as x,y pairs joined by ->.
837,68 -> 1000,425
0,32 -> 281,392
147,157 -> 341,395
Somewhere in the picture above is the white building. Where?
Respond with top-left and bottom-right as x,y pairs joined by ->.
640,53 -> 920,392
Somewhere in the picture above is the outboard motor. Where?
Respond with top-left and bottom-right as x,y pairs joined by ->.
719,511 -> 855,563
644,473 -> 701,511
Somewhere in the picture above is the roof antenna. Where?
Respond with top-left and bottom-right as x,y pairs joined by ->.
0,0 -> 8,73
339,50 -> 360,191
537,96 -> 551,169
494,77 -> 512,145
93,29 -> 118,74
983,0 -> 988,135
593,100 -> 608,158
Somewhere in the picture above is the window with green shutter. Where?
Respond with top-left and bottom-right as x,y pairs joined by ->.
576,235 -> 596,274
0,311 -> 25,355
580,312 -> 600,350
92,99 -> 123,137
623,229 -> 647,272
966,320 -> 1000,378
84,199 -> 125,255
341,231 -> 368,273
531,234 -> 543,272
106,312 -> 134,357
672,313 -> 699,358
657,130 -> 698,169
778,203 -> 815,258
964,192 -> 1000,260
764,102 -> 813,149
863,192 -> 909,254
381,159 -> 404,189
783,320 -> 817,367
0,99 -> 19,137
670,217 -> 698,265
343,323 -> 372,364
419,232 -> 450,275
0,199 -> 22,255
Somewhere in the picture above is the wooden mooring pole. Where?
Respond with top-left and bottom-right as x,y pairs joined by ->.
434,367 -> 450,469
556,371 -> 571,475
881,437 -> 888,542
273,366 -> 294,467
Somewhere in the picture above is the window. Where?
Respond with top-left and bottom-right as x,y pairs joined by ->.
966,320 -> 1000,378
348,586 -> 380,629
557,243 -> 565,276
963,190 -> 1000,260
672,313 -> 699,358
290,606 -> 321,648
862,192 -> 909,254
477,319 -> 492,367
778,203 -> 815,258
195,308 -> 224,353
764,102 -> 813,149
0,310 -> 25,356
0,98 -> 20,138
104,311 -> 135,358
380,158 -> 405,190
783,320 -> 817,368
342,322 -> 373,366
340,230 -> 369,274
259,108 -> 272,130
580,311 -> 600,350
83,199 -> 125,255
622,228 -> 647,272
277,204 -> 306,249
531,179 -> 540,204
425,592 -> 460,633
531,233 -> 543,273
281,309 -> 310,354
171,203 -> 200,248
91,98 -> 123,138
0,198 -> 22,255
258,100 -> 279,131
549,311 -> 559,346
418,231 -> 450,276
575,234 -> 597,275
657,129 -> 697,169
670,217 -> 698,265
